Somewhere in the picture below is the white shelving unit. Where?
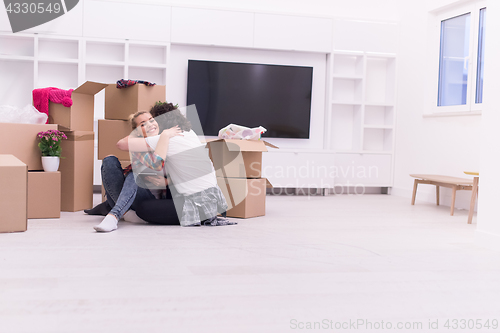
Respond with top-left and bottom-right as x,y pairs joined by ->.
328,51 -> 397,186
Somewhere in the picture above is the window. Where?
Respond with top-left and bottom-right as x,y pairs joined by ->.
430,1 -> 486,114
475,7 -> 486,104
438,13 -> 471,106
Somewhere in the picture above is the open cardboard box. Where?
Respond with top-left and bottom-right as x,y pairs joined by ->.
207,139 -> 278,178
0,155 -> 27,233
0,122 -> 58,170
48,81 -> 107,131
105,84 -> 166,120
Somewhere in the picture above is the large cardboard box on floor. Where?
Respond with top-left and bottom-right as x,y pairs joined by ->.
207,139 -> 278,178
0,155 -> 27,233
27,171 -> 61,219
217,177 -> 272,218
98,119 -> 132,161
0,122 -> 58,170
60,131 -> 94,212
105,84 -> 166,120
48,81 -> 107,131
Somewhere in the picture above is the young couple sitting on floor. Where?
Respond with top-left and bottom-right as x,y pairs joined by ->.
85,102 -> 234,232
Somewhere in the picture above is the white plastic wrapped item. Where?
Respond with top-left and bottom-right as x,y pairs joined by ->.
218,124 -> 267,140
0,105 -> 48,124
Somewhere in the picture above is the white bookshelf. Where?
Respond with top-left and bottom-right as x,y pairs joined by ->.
328,50 -> 397,186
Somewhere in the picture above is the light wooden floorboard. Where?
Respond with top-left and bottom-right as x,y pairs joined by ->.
0,194 -> 498,333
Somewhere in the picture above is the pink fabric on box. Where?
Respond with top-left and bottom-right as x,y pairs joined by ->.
33,87 -> 73,124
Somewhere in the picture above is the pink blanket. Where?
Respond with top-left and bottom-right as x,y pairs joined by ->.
33,87 -> 73,124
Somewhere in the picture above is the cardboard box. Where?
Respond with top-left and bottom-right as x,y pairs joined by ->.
217,177 -> 272,218
60,131 -> 94,212
27,171 -> 61,219
105,84 -> 166,120
0,155 -> 27,233
0,122 -> 58,171
98,119 -> 132,161
48,81 -> 107,131
207,139 -> 278,178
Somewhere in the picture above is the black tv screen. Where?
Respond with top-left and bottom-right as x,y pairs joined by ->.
186,60 -> 313,139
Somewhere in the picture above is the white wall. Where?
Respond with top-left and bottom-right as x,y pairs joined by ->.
391,1 -> 482,211
475,0 -> 500,250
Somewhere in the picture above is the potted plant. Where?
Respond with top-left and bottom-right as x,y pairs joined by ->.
36,129 -> 67,172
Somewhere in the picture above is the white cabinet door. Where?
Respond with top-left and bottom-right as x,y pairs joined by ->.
262,151 -> 335,188
254,13 -> 333,52
333,19 -> 398,53
83,1 -> 170,42
334,153 -> 393,186
171,7 -> 253,48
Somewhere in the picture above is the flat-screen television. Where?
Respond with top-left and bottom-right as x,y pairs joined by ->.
186,60 -> 313,139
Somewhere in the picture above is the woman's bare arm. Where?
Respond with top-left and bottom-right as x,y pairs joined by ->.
116,136 -> 150,152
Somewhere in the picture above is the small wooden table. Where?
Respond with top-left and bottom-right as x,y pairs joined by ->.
464,171 -> 479,224
410,174 -> 474,217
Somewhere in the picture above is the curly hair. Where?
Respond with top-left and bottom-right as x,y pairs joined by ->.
150,102 -> 192,132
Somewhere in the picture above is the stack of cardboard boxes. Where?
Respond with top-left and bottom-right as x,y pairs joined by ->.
0,81 -> 166,233
97,83 -> 166,196
49,81 -> 108,212
207,139 -> 277,218
0,122 -> 60,226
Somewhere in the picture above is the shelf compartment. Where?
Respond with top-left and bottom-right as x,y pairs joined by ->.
38,38 -> 78,61
331,77 -> 362,103
38,63 -> 78,89
85,64 -> 125,83
363,128 -> 393,152
364,105 -> 394,127
128,67 -> 166,86
85,64 -> 123,120
332,53 -> 363,77
86,41 -> 125,63
0,60 -> 34,107
129,44 -> 166,66
365,56 -> 396,105
331,104 -> 362,151
0,35 -> 34,57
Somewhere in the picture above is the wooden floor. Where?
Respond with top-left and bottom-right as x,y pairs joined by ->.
0,194 -> 498,333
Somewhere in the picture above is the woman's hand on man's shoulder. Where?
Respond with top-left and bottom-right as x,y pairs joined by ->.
161,125 -> 184,139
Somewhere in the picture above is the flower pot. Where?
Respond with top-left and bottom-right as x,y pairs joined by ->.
41,156 -> 60,172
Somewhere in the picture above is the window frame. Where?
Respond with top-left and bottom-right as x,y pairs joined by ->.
427,0 -> 486,115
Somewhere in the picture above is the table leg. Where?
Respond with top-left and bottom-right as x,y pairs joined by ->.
450,185 -> 456,216
436,185 -> 440,206
468,177 -> 479,224
411,179 -> 418,205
